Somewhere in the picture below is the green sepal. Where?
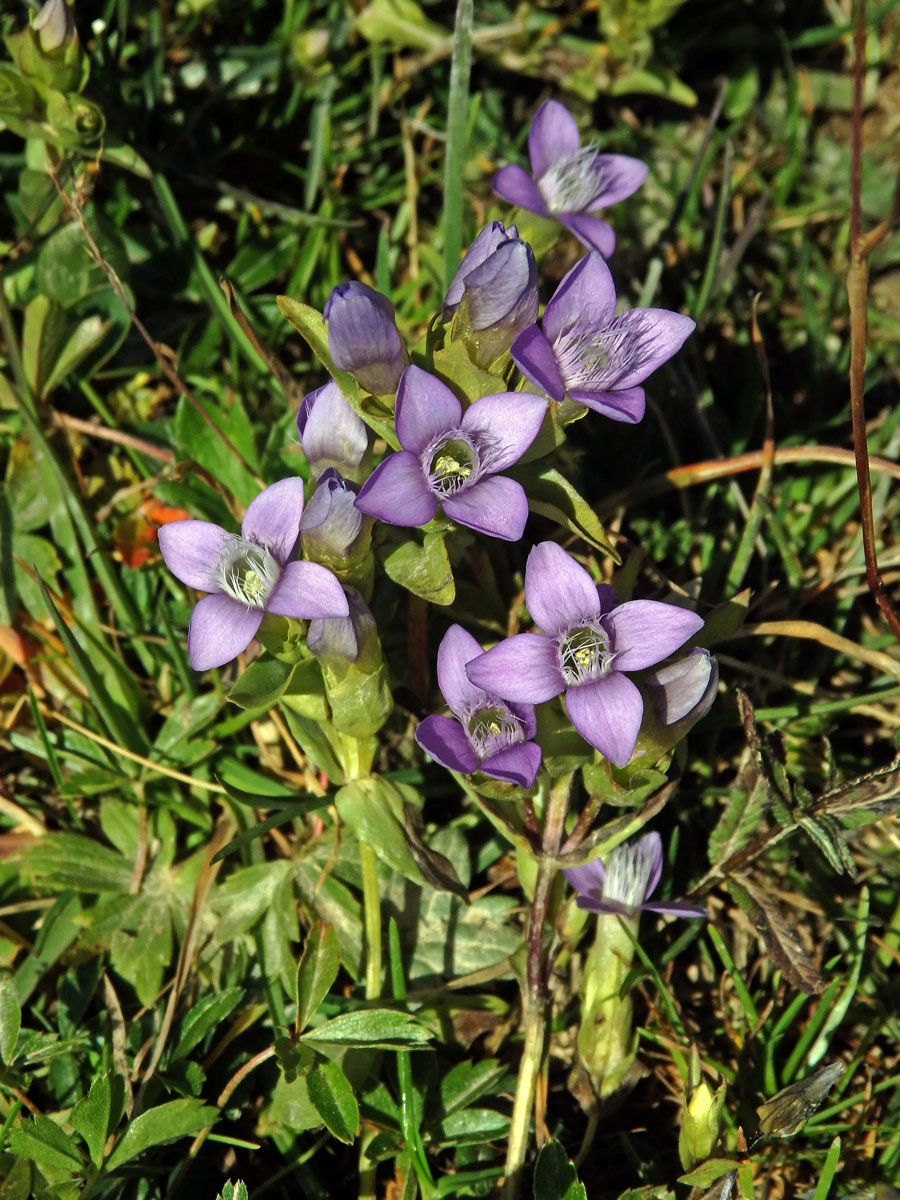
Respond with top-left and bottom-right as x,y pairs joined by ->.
255,614 -> 309,663
4,23 -> 88,94
228,655 -> 327,715
582,757 -> 672,811
431,337 -> 509,402
321,657 -> 393,738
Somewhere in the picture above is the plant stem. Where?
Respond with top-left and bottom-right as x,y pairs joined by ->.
501,773 -> 572,1200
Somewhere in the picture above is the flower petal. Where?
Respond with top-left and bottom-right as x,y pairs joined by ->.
492,164 -> 549,216
564,860 -> 606,901
462,391 -> 546,472
524,541 -> 604,636
187,593 -> 262,670
604,600 -> 704,671
158,520 -> 230,591
394,365 -> 461,453
436,624 -> 486,715
511,325 -> 565,402
564,673 -> 644,766
642,900 -> 708,918
443,475 -> 529,542
529,99 -> 581,179
637,831 -> 663,899
542,253 -> 617,345
354,451 -> 437,527
482,741 -> 542,788
241,478 -> 306,566
612,309 -> 696,390
415,714 -> 479,774
465,633 -> 563,703
569,386 -> 645,424
267,560 -> 350,619
593,154 -> 649,207
557,213 -> 616,258
297,381 -> 368,475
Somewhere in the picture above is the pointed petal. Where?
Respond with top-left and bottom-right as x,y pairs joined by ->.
482,741 -> 542,788
158,520 -> 230,591
443,475 -> 529,542
612,309 -> 696,390
511,325 -> 565,402
558,213 -> 616,257
642,900 -> 708,918
267,560 -> 349,619
241,478 -> 305,566
638,831 -> 664,899
604,600 -> 704,671
524,541 -> 603,636
354,452 -> 437,527
542,253 -> 617,344
570,385 -> 645,424
592,154 -> 649,206
462,391 -> 546,472
564,860 -> 606,901
529,99 -> 581,178
416,714 -> 479,774
492,164 -> 549,216
394,365 -> 461,453
436,624 -> 486,714
187,593 -> 262,670
298,381 -> 368,475
465,633 -> 563,703
564,673 -> 644,766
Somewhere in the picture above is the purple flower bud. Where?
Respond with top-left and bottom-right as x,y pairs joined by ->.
324,282 -> 409,396
444,223 -> 539,367
308,585 -> 378,667
646,648 -> 718,727
33,0 -> 76,52
300,470 -> 369,569
297,381 -> 368,479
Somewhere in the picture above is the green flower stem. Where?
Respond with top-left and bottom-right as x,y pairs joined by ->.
501,772 -> 573,1200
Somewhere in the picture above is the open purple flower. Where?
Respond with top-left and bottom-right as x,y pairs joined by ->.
158,478 -> 349,671
324,282 -> 409,396
493,99 -> 648,258
416,625 -> 541,788
354,365 -> 546,541
512,252 -> 695,424
465,541 -> 704,766
297,381 -> 368,478
565,831 -> 706,919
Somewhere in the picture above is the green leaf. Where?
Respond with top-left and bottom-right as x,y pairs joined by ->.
435,1060 -> 508,1120
228,656 -> 296,710
355,0 -> 449,51
174,392 -> 259,508
431,338 -> 505,403
380,529 -> 455,605
172,989 -> 244,1061
512,464 -> 619,560
103,1099 -> 218,1172
533,1139 -> 588,1200
7,1114 -> 83,1172
296,924 -> 340,1034
678,1161 -> 741,1187
302,1009 -> 432,1049
70,1073 -> 112,1168
23,833 -> 133,893
216,1184 -> 250,1200
306,1059 -> 360,1144
0,976 -> 21,1064
431,1107 -> 510,1147
335,776 -> 426,885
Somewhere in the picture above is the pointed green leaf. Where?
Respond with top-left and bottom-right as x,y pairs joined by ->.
533,1139 -> 588,1200
301,1008 -> 432,1049
296,924 -> 340,1034
335,777 -> 426,885
511,464 -> 618,560
172,989 -> 244,1061
306,1058 -> 360,1144
103,1099 -> 218,1172
70,1073 -> 112,1167
7,1115 -> 83,1172
380,529 -> 455,605
0,976 -> 21,1064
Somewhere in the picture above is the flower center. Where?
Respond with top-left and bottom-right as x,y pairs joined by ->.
218,538 -> 280,608
465,701 -> 524,760
424,433 -> 479,497
553,312 -> 654,394
603,841 -> 654,911
538,145 -> 605,214
556,619 -> 613,686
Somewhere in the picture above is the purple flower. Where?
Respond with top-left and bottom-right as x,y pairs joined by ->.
646,647 -> 718,727
565,831 -> 707,919
444,222 -> 539,365
511,252 -> 695,424
324,282 -> 409,396
465,542 -> 704,766
158,478 -> 349,671
297,381 -> 368,479
416,625 -> 541,788
493,99 -> 648,258
354,365 -> 546,541
300,470 -> 368,568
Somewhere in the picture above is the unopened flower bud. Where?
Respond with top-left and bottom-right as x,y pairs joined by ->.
445,222 -> 538,366
300,470 -> 370,571
33,0 -> 76,52
297,381 -> 368,480
309,586 -> 392,736
647,648 -> 718,726
679,1047 -> 726,1170
324,281 -> 408,396
308,585 -> 378,667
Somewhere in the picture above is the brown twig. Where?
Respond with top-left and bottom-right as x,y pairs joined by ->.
847,0 -> 900,643
52,411 -> 174,463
